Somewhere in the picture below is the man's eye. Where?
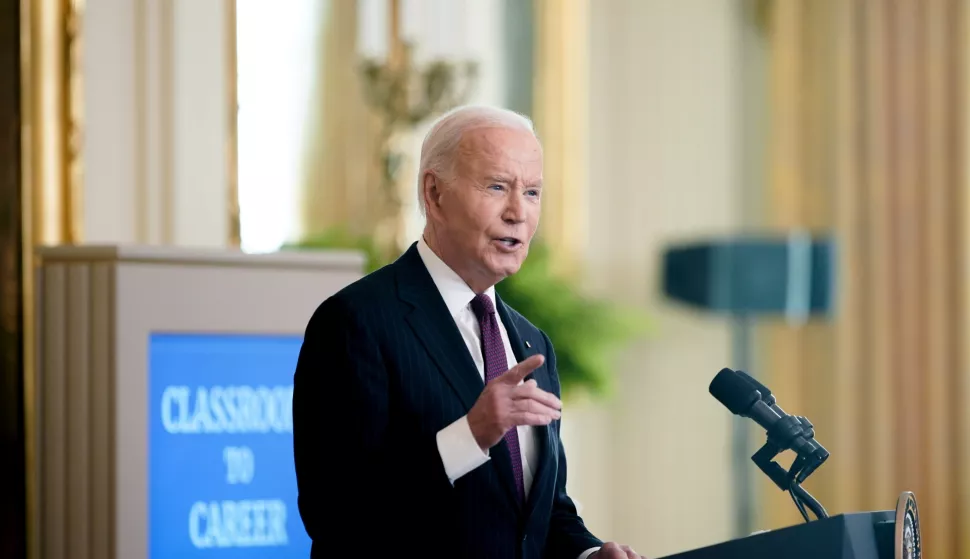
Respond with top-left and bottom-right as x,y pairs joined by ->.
489,184 -> 504,191
526,189 -> 540,197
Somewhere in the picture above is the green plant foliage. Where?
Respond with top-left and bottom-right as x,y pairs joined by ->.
495,243 -> 649,397
285,227 -> 649,399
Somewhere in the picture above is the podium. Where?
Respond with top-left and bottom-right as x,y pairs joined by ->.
32,245 -> 364,559
659,492 -> 920,559
661,512 -> 891,559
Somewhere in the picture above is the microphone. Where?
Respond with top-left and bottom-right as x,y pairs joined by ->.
731,369 -> 829,475
710,367 -> 831,522
709,368 -> 829,470
733,369 -> 776,406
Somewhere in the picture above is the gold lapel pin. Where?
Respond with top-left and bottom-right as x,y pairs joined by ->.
524,341 -> 532,348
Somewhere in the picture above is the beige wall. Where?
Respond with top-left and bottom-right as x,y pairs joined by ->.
561,0 -> 747,556
82,0 -> 231,247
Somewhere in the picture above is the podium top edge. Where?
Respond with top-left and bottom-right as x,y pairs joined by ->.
34,244 -> 367,271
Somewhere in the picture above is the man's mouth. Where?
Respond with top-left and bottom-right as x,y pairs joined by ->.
494,237 -> 523,249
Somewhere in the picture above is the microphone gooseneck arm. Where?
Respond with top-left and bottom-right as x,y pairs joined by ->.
791,481 -> 828,521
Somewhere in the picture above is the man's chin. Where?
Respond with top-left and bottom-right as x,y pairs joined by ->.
480,247 -> 529,281
492,258 -> 525,279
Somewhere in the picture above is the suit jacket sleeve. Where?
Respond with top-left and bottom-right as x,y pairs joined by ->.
542,331 -> 605,558
293,295 -> 388,544
292,295 -> 452,547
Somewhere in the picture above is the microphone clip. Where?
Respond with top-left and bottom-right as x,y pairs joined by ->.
764,414 -> 812,452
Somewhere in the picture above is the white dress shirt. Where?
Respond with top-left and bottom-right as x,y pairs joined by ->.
418,239 -> 600,559
418,238 -> 539,494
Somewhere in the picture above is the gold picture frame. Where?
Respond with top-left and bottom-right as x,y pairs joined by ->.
20,1 -> 241,555
21,0 -> 84,556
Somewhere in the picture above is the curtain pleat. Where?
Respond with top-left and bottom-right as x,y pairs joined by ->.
762,2 -> 967,556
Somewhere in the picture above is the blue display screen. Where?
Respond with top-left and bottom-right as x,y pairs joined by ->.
148,333 -> 311,558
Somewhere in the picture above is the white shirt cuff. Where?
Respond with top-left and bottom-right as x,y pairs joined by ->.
436,415 -> 490,484
578,547 -> 601,559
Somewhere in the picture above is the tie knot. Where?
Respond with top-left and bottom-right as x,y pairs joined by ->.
470,293 -> 496,320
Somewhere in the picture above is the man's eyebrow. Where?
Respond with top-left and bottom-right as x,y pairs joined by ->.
485,175 -> 513,183
484,175 -> 543,189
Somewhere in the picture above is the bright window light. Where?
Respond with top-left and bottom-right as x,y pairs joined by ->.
235,0 -> 322,253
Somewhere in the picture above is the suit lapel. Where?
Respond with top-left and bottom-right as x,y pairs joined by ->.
396,244 -> 483,412
394,246 -> 553,514
495,295 -> 555,520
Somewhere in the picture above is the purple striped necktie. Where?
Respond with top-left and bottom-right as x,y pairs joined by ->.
471,293 -> 525,502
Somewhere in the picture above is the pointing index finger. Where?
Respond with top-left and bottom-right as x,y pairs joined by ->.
503,354 -> 545,384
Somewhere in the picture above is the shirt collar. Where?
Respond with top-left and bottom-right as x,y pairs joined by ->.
416,236 -> 496,318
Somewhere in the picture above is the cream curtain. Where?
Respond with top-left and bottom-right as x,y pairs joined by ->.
761,1 -> 968,556
299,0 -> 383,241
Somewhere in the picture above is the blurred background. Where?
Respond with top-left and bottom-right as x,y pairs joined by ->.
2,0 -> 969,557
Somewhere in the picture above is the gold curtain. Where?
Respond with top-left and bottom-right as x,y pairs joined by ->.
299,0 -> 383,241
532,0 -> 589,273
761,1 -> 967,556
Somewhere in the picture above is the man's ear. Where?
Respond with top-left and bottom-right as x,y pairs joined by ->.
423,172 -> 441,214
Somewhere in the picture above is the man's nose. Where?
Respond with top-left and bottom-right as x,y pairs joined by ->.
503,195 -> 527,223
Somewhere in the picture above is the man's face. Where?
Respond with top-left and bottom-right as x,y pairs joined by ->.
425,126 -> 543,291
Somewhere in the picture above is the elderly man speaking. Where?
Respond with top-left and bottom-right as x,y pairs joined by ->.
292,105 -> 644,558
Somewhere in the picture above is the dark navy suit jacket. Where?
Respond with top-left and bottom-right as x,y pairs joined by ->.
292,242 -> 602,558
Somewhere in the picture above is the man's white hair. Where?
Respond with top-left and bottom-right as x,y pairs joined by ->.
416,104 -> 536,216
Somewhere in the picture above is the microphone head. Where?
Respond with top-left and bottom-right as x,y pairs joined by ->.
710,368 -> 762,416
735,369 -> 776,406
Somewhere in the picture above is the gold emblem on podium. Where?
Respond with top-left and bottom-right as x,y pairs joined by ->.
894,491 -> 921,559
